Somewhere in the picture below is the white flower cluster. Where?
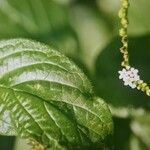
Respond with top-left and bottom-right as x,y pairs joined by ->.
118,66 -> 142,89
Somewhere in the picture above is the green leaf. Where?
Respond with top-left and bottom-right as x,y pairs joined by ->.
0,0 -> 68,37
70,4 -> 112,71
97,0 -> 150,36
0,0 -> 79,57
131,113 -> 150,149
52,0 -> 72,5
130,134 -> 149,150
0,39 -> 113,149
94,36 -> 150,116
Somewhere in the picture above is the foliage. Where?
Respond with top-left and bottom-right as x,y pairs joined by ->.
0,39 -> 112,149
0,0 -> 150,150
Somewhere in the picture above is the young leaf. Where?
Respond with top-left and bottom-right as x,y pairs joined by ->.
0,39 -> 113,149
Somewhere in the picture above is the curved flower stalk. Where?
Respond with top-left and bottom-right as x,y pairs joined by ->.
118,0 -> 150,96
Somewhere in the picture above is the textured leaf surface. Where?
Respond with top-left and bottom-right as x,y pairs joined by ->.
0,39 -> 113,149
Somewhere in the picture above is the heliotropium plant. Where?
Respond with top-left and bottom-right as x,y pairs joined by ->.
0,39 -> 113,150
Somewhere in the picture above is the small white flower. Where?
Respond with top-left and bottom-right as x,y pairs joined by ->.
119,69 -> 126,79
118,66 -> 140,89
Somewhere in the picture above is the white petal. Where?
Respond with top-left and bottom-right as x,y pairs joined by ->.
131,68 -> 135,71
118,71 -> 122,74
119,75 -> 123,79
131,84 -> 136,89
122,68 -> 126,72
124,82 -> 128,86
124,80 -> 130,86
134,76 -> 140,81
134,69 -> 138,73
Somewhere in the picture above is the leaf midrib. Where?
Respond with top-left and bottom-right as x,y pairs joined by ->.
0,84 -> 105,137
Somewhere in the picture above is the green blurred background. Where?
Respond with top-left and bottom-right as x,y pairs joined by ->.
0,0 -> 150,150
